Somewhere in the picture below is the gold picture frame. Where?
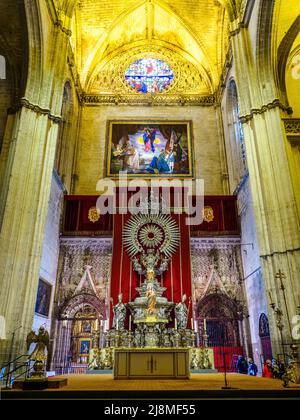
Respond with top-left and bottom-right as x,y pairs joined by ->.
105,120 -> 194,179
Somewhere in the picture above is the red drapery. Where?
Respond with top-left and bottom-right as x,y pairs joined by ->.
212,346 -> 244,372
110,213 -> 193,328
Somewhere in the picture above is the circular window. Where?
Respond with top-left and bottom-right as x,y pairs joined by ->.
125,58 -> 174,94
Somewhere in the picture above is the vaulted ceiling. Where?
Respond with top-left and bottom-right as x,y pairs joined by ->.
70,0 -> 233,93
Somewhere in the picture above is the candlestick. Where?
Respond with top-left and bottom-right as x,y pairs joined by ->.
129,315 -> 132,331
174,319 -> 177,330
191,318 -> 194,330
204,318 -> 207,332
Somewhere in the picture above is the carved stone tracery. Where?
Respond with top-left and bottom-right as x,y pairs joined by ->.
88,46 -> 212,103
191,238 -> 243,303
56,238 -> 112,308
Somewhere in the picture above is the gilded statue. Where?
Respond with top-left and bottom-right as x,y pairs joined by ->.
26,326 -> 50,378
26,326 -> 49,362
141,250 -> 159,282
146,284 -> 157,315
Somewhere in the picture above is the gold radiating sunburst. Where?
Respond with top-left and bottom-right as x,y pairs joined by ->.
123,214 -> 180,258
138,224 -> 164,248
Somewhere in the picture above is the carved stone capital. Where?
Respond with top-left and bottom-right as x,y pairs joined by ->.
8,98 -> 62,124
239,99 -> 293,123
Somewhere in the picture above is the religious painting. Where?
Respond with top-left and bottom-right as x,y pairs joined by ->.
35,278 -> 52,317
80,339 -> 91,355
106,121 -> 194,178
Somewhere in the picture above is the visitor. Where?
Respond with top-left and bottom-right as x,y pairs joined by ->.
262,359 -> 273,378
236,355 -> 248,374
248,358 -> 258,376
272,358 -> 285,379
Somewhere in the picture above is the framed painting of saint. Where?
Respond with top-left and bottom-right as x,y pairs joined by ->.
35,278 -> 52,317
105,121 -> 194,178
80,339 -> 91,355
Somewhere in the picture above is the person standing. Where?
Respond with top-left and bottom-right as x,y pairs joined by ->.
248,358 -> 258,376
236,355 -> 248,374
262,359 -> 274,378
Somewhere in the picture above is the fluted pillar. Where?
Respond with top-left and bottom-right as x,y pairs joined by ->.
0,11 -> 72,363
230,21 -> 300,356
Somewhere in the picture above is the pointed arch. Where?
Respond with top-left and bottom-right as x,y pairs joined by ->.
60,293 -> 105,319
217,0 -> 238,21
82,0 -> 217,90
23,0 -> 44,102
277,15 -> 300,105
256,0 -> 276,102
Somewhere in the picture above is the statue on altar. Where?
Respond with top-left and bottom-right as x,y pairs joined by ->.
175,294 -> 188,329
146,284 -> 157,315
112,293 -> 126,330
141,250 -> 160,282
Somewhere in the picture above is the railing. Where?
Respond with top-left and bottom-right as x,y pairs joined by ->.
52,363 -> 88,375
0,355 -> 32,389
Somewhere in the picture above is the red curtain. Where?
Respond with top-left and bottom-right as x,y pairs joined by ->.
212,346 -> 244,372
110,213 -> 193,328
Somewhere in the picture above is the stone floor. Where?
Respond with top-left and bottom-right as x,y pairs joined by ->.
3,373 -> 300,400
15,373 -> 300,391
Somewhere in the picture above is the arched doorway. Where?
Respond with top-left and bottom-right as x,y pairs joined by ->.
259,313 -> 272,363
196,292 -> 245,372
51,293 -> 106,373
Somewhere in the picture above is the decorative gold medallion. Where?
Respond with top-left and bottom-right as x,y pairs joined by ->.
203,206 -> 214,223
88,206 -> 101,223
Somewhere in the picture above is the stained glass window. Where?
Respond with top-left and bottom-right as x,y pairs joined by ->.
125,58 -> 174,94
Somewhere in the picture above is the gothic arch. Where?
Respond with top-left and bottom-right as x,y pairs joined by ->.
195,292 -> 241,320
277,15 -> 300,106
256,0 -> 276,103
226,79 -> 247,186
87,43 -> 214,95
195,292 -> 242,348
59,293 -> 106,320
23,0 -> 44,103
82,0 -> 218,90
55,81 -> 74,181
259,313 -> 272,361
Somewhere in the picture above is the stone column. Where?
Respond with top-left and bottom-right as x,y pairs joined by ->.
230,23 -> 300,357
0,15 -> 72,364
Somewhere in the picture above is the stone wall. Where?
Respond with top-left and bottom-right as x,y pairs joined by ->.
74,105 -> 226,195
32,173 -> 65,333
238,178 -> 268,371
221,65 -> 269,369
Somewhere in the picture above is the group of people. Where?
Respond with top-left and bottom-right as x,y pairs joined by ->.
236,356 -> 259,376
236,355 -> 286,378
